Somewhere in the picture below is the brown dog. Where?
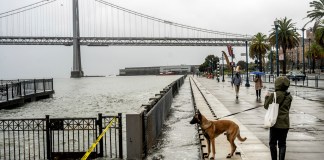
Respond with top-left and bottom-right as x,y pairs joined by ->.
190,110 -> 247,159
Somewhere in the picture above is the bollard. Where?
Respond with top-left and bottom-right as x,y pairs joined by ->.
315,75 -> 319,88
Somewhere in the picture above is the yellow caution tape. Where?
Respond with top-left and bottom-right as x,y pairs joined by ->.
81,117 -> 117,160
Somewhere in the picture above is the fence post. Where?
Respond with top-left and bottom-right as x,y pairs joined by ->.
19,82 -> 22,96
11,82 -> 14,99
98,113 -> 103,157
23,81 -> 26,96
6,84 -> 9,101
43,79 -> 45,92
34,79 -> 36,94
51,78 -> 54,91
46,115 -> 51,159
295,76 -> 297,86
118,113 -> 123,159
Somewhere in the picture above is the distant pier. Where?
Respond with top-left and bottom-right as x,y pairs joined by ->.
0,79 -> 54,109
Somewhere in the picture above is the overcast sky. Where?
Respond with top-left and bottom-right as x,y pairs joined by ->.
0,0 -> 314,79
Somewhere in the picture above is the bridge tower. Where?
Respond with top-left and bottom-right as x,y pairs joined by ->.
71,0 -> 84,78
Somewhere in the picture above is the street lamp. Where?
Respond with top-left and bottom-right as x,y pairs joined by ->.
270,49 -> 273,74
231,48 -> 234,80
274,19 -> 279,77
209,59 -> 213,74
302,28 -> 306,75
296,45 -> 299,70
222,54 -> 225,82
245,40 -> 250,87
308,38 -> 311,73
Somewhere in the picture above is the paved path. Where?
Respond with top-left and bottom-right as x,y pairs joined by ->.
190,77 -> 270,160
193,76 -> 324,160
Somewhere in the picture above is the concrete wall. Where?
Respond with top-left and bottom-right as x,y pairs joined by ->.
126,76 -> 185,159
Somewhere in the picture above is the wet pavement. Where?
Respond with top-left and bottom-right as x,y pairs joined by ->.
146,78 -> 200,160
194,76 -> 324,160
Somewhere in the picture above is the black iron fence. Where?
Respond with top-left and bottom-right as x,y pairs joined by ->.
242,74 -> 324,89
0,113 -> 122,160
0,79 -> 54,102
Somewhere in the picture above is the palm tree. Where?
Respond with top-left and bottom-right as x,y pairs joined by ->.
306,43 -> 323,73
269,17 -> 300,74
315,19 -> 324,47
306,0 -> 324,24
249,33 -> 270,72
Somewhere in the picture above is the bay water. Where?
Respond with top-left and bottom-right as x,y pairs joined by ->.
0,75 -> 200,159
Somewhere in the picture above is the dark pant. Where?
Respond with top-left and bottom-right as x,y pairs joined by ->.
269,127 -> 289,160
256,89 -> 261,97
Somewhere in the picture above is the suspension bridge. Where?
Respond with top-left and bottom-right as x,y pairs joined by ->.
0,0 -> 252,78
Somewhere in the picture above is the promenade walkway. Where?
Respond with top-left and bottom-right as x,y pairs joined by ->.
190,77 -> 270,160
191,75 -> 324,160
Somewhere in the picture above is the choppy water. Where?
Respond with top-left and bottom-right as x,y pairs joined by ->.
0,75 -> 181,118
0,75 -> 200,159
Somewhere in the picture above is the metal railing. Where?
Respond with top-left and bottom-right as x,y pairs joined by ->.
242,74 -> 323,89
0,79 -> 54,102
0,113 -> 122,160
126,75 -> 186,159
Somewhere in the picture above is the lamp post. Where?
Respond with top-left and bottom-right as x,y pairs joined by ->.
209,59 -> 213,74
245,40 -> 250,87
296,45 -> 299,70
302,28 -> 306,75
270,49 -> 273,74
274,20 -> 279,77
308,38 -> 311,73
222,54 -> 225,82
231,48 -> 234,80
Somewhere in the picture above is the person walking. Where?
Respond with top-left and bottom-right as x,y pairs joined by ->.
264,76 -> 293,160
231,66 -> 242,99
254,74 -> 263,99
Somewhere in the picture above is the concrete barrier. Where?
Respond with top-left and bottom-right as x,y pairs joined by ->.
126,75 -> 185,159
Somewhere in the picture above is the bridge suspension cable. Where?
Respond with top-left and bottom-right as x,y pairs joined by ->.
0,0 -> 252,46
94,0 -> 250,38
0,0 -> 57,19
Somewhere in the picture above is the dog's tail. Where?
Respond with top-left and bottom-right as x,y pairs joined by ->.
237,130 -> 247,142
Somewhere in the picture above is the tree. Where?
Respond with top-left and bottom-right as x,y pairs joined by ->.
236,60 -> 246,71
306,43 -> 323,73
307,0 -> 324,24
249,33 -> 270,72
315,19 -> 324,47
198,55 -> 220,73
269,17 -> 300,74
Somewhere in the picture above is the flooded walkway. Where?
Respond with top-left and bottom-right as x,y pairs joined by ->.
146,77 -> 200,159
